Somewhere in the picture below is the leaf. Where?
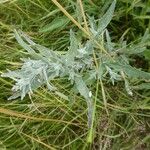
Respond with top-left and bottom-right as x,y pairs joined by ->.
108,63 -> 150,80
106,66 -> 121,85
125,44 -> 147,54
76,0 -> 83,24
14,30 -> 36,54
88,16 -> 98,36
34,44 -> 61,63
65,30 -> 79,64
132,83 -> 150,90
8,92 -> 21,101
2,59 -> 53,100
144,50 -> 150,61
39,17 -> 69,33
141,28 -> 150,43
69,30 -> 78,57
124,78 -> 133,96
74,76 -> 90,100
55,91 -> 69,101
74,76 -> 93,127
19,30 -> 36,45
105,29 -> 113,51
123,66 -> 150,80
119,29 -> 150,55
97,0 -> 116,34
97,63 -> 105,79
15,30 -> 61,64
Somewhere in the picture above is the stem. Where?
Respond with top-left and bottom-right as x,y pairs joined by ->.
51,0 -> 89,36
87,81 -> 99,143
51,0 -> 112,57
100,78 -> 109,115
77,0 -> 90,32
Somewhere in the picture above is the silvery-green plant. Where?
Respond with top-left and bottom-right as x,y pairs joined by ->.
2,0 -> 150,127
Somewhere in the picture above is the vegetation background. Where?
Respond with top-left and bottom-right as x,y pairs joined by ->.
0,0 -> 150,149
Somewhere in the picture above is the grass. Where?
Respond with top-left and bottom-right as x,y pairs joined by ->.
0,0 -> 150,149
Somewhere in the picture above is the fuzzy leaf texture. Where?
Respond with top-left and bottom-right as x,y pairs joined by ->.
89,0 -> 116,37
2,1 -> 150,101
1,1 -> 150,127
2,30 -> 94,100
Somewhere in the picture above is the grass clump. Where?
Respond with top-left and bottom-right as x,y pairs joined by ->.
0,0 -> 150,149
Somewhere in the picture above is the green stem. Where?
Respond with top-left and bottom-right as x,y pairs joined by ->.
87,80 -> 99,143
